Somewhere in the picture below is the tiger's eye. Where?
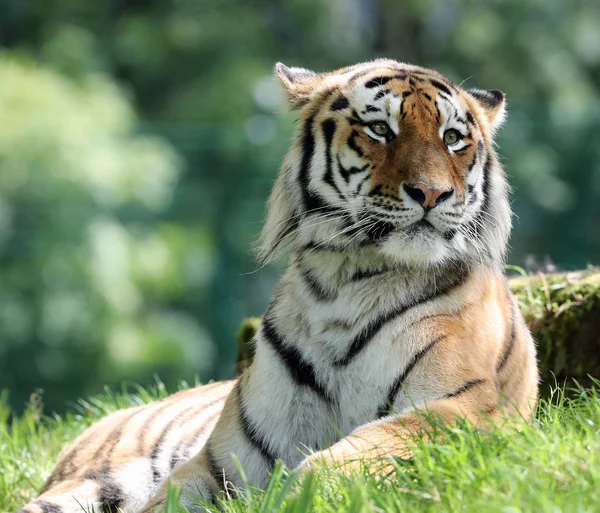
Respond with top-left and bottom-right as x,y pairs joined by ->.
443,129 -> 460,145
369,121 -> 391,137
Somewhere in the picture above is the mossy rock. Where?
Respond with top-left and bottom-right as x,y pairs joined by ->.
236,316 -> 261,375
236,269 -> 600,387
510,268 -> 600,388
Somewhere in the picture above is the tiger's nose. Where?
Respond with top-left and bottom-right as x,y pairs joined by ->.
403,183 -> 454,209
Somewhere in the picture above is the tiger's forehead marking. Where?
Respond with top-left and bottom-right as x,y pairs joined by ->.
324,67 -> 480,145
326,70 -> 468,137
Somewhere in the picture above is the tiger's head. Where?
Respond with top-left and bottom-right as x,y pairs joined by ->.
259,59 -> 512,269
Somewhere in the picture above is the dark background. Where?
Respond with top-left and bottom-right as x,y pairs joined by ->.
1,0 -> 599,413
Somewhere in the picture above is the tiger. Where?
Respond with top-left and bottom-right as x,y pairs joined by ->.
18,59 -> 539,513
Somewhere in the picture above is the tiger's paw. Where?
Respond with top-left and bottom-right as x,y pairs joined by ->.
140,485 -> 209,513
139,460 -> 218,513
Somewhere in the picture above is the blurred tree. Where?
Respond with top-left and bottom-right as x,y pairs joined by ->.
0,0 -> 598,412
0,55 -> 220,412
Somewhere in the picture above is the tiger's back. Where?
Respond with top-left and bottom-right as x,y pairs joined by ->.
22,382 -> 233,513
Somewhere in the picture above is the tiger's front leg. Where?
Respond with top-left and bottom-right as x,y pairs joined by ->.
297,397 -> 490,476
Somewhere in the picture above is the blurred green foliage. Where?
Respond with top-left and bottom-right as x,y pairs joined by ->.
0,0 -> 598,413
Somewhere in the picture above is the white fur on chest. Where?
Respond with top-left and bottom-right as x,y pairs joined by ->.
242,264 -> 469,476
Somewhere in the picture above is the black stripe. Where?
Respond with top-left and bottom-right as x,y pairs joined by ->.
454,143 -> 473,154
43,403 -> 147,489
169,440 -> 184,470
96,472 -> 125,513
443,229 -> 457,241
377,335 -> 447,418
321,119 -> 344,201
468,89 -> 504,109
347,130 -> 364,158
364,104 -> 380,113
477,141 -> 485,161
346,64 -> 409,85
205,445 -> 224,490
78,410 -> 140,511
261,315 -> 332,401
93,408 -> 141,462
465,111 -> 476,126
150,406 -> 195,482
442,211 -> 462,218
181,409 -> 222,457
443,378 -> 486,399
334,269 -> 469,367
264,214 -> 300,261
337,157 -> 368,184
353,173 -> 371,196
467,153 -> 477,174
464,153 -> 491,242
85,408 -> 145,512
136,401 -> 174,454
300,239 -> 375,254
497,293 -> 516,372
35,501 -> 62,513
434,102 -> 442,122
299,116 -> 328,213
364,74 -> 406,88
476,155 -> 491,232
167,401 -> 217,470
300,266 -> 336,301
330,95 -> 349,111
365,76 -> 393,88
350,267 -> 389,281
373,90 -> 390,101
350,108 -> 368,125
409,313 -> 451,327
309,88 -> 337,114
430,79 -> 452,97
237,381 -> 277,468
348,67 -> 378,83
205,443 -> 235,498
81,468 -> 124,513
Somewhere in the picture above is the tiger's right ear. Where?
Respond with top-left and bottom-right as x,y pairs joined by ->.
275,62 -> 325,110
467,88 -> 506,132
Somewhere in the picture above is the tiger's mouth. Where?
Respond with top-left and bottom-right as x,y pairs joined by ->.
365,218 -> 437,242
364,217 -> 458,245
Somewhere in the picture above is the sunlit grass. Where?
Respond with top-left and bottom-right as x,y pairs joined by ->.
2,383 -> 599,513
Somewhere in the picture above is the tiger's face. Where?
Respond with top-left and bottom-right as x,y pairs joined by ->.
260,60 -> 511,268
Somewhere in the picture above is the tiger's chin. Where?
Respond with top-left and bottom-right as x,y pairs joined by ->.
377,222 -> 468,268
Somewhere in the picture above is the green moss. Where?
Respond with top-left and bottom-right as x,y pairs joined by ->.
509,268 -> 600,385
236,316 -> 261,374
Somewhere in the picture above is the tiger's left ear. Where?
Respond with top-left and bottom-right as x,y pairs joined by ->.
467,89 -> 506,132
275,62 -> 325,111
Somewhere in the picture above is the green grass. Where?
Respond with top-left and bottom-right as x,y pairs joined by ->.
2,383 -> 599,513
